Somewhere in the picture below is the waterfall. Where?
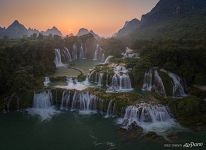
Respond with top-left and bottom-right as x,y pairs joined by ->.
142,69 -> 166,96
63,47 -> 72,62
43,77 -> 50,87
104,56 -> 113,64
83,74 -> 90,86
160,69 -> 187,97
104,100 -> 116,118
119,74 -> 132,90
60,91 -> 72,110
64,91 -> 98,114
107,65 -> 133,92
168,73 -> 187,97
33,91 -> 53,108
153,70 -> 166,97
93,44 -> 99,60
72,44 -> 78,60
142,69 -> 153,91
97,73 -> 104,86
118,103 -> 178,136
27,90 -> 58,120
79,44 -> 85,59
101,53 -> 105,62
54,49 -> 64,67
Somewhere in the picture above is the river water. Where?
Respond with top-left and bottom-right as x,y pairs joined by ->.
0,111 -> 205,150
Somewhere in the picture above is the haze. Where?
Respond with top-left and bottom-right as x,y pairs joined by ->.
0,0 -> 159,37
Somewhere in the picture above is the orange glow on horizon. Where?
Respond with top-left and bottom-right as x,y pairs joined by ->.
0,0 -> 159,37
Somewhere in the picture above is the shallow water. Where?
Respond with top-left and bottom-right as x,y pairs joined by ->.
0,111 -> 205,150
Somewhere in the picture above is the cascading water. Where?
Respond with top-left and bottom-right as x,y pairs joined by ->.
142,69 -> 166,96
142,69 -> 153,91
60,91 -> 98,114
118,103 -> 179,136
54,49 -> 64,67
60,90 -> 72,110
43,77 -> 50,87
72,44 -> 78,60
93,44 -> 99,60
119,74 -> 132,90
153,70 -> 166,97
160,69 -> 187,98
101,53 -> 105,62
103,56 -> 113,64
63,47 -> 72,63
104,100 -> 116,118
27,90 -> 58,120
83,74 -> 90,86
97,73 -> 104,86
79,44 -> 85,59
107,65 -> 133,92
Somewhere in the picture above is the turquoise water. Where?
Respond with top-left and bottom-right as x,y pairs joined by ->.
0,111 -> 205,150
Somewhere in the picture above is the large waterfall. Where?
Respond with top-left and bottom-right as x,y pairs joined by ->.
107,65 -> 133,92
160,69 -> 187,97
153,70 -> 166,97
63,47 -> 72,63
118,103 -> 178,136
27,90 -> 58,120
79,43 -> 85,59
54,49 -> 64,67
61,91 -> 98,114
72,44 -> 78,60
104,100 -> 116,118
93,44 -> 99,60
54,48 -> 72,68
142,69 -> 166,96
97,73 -> 104,86
142,69 -> 153,91
103,56 -> 113,64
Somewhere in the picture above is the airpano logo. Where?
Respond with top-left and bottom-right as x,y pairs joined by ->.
183,142 -> 204,148
164,142 -> 204,148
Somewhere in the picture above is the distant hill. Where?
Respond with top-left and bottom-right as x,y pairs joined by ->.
0,20 -> 63,38
115,18 -> 140,38
41,26 -> 62,36
117,0 -> 206,40
77,28 -> 100,39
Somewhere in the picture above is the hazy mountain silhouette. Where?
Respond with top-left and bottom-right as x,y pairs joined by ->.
116,0 -> 206,40
116,18 -> 140,38
0,20 -> 63,38
77,28 -> 100,39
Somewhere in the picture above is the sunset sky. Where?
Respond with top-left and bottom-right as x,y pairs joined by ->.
0,0 -> 159,37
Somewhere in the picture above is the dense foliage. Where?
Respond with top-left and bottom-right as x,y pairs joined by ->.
131,40 -> 206,87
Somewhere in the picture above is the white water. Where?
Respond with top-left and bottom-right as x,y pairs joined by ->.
104,100 -> 116,118
97,73 -> 104,86
142,69 -> 166,96
60,91 -> 98,114
107,65 -> 133,92
83,74 -> 90,86
142,69 -> 153,91
93,44 -> 99,60
63,47 -> 72,62
118,103 -> 178,136
27,90 -> 59,120
160,69 -> 187,98
104,56 -> 113,64
72,44 -> 78,60
153,70 -> 166,97
43,77 -> 50,87
54,49 -> 65,67
79,43 -> 85,59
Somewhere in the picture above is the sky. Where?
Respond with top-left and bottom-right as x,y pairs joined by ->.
0,0 -> 159,37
